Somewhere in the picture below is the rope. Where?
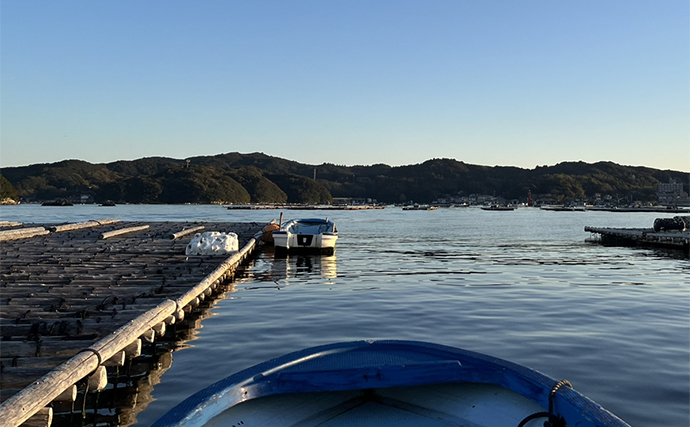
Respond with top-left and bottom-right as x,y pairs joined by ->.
548,380 -> 572,413
78,348 -> 104,420
78,348 -> 103,374
517,379 -> 572,427
81,379 -> 90,418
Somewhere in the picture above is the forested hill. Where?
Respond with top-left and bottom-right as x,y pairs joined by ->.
1,152 -> 687,205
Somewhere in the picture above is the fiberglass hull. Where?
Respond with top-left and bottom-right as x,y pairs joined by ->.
153,340 -> 631,427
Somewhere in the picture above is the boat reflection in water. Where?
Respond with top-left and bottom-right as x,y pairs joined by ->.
269,252 -> 338,282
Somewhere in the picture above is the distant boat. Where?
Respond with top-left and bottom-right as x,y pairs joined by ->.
540,205 -> 586,212
272,218 -> 338,255
402,204 -> 438,211
152,340 -> 632,427
100,200 -> 116,207
41,199 -> 73,206
481,205 -> 515,211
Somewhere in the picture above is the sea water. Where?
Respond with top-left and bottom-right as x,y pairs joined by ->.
1,204 -> 688,426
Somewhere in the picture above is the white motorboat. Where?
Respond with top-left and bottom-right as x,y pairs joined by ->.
272,218 -> 338,255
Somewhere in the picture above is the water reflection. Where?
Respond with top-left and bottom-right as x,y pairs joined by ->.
265,248 -> 337,282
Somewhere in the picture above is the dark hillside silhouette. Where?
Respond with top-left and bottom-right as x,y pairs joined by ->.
2,153 -> 687,205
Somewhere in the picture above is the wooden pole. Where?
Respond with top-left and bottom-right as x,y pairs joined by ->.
48,219 -> 120,233
169,226 -> 205,240
103,351 -> 125,367
151,322 -> 165,337
140,329 -> 155,343
87,365 -> 108,391
55,385 -> 77,402
17,407 -> 51,427
0,221 -> 22,228
99,225 -> 150,240
0,228 -> 49,243
123,339 -> 142,358
55,385 -> 78,402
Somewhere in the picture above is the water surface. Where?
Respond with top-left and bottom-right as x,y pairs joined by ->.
1,204 -> 687,426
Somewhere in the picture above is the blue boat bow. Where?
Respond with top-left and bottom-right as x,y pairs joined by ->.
153,340 -> 631,427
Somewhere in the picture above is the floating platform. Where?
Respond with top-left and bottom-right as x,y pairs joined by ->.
588,206 -> 690,213
543,206 -> 690,213
402,205 -> 438,211
226,205 -> 384,210
0,219 -> 267,427
585,226 -> 690,253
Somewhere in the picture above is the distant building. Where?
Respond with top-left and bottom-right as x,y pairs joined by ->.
657,180 -> 690,206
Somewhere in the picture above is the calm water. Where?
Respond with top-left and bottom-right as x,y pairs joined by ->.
1,204 -> 688,426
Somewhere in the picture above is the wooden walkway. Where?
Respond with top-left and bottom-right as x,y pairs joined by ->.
0,220 -> 267,427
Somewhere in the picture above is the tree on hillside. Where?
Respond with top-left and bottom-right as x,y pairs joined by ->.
159,167 -> 251,204
123,177 -> 163,203
95,182 -> 125,203
228,167 -> 288,203
0,174 -> 19,202
266,174 -> 332,204
535,174 -> 586,201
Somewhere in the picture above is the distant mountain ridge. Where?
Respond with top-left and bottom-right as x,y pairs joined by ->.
1,152 -> 687,205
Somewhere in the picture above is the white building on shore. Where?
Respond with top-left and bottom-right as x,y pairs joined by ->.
657,179 -> 690,206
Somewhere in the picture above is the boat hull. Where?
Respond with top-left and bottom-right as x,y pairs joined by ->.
273,231 -> 338,254
272,218 -> 338,255
153,340 -> 631,427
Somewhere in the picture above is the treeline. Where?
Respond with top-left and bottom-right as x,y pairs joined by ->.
1,152 -> 687,204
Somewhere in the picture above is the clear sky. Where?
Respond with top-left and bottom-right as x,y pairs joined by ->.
1,0 -> 688,171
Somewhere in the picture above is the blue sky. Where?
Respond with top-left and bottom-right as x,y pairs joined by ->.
1,0 -> 688,171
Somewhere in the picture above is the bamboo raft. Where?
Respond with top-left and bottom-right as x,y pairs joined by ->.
0,219 -> 267,427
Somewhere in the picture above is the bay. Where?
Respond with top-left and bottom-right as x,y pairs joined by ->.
1,204 -> 688,427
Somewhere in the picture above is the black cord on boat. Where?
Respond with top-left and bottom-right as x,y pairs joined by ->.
518,411 -> 550,427
517,380 -> 572,427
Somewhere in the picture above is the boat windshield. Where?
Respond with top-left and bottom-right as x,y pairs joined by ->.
292,221 -> 331,234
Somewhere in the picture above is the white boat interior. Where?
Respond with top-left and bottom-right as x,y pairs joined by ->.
203,383 -> 546,427
153,340 -> 631,427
